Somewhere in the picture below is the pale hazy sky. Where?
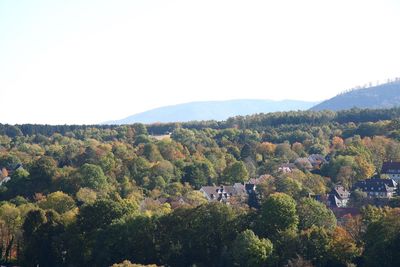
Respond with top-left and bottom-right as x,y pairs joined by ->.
1,0 -> 400,124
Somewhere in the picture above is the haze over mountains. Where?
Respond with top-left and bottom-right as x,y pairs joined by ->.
311,80 -> 400,111
107,80 -> 400,124
107,99 -> 318,124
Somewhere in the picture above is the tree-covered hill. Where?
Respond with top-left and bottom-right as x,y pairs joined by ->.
311,79 -> 400,111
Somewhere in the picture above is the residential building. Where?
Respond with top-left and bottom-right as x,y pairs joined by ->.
200,184 -> 246,203
353,178 -> 397,198
278,163 -> 296,173
327,185 -> 350,208
308,154 -> 327,169
381,161 -> 400,181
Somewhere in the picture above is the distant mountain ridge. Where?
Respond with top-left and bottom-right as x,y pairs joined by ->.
107,99 -> 318,124
311,80 -> 400,111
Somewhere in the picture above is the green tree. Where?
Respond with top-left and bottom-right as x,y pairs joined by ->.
22,209 -> 66,267
259,193 -> 298,237
38,191 -> 76,214
221,161 -> 249,184
299,225 -> 332,267
77,199 -> 133,232
231,229 -> 273,267
183,160 -> 216,189
143,144 -> 163,162
156,203 -> 239,267
297,198 -> 337,230
91,215 -> 158,266
363,208 -> 400,267
0,203 -> 22,262
79,163 -> 108,191
76,187 -> 97,205
26,156 -> 57,196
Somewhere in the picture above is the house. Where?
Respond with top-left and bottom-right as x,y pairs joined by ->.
278,163 -> 296,173
199,175 -> 273,207
308,154 -> 327,169
327,185 -> 350,208
381,161 -> 400,181
352,178 -> 397,198
200,184 -> 246,203
0,176 -> 11,186
0,167 -> 11,186
294,158 -> 313,171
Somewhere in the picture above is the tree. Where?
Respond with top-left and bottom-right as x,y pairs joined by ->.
299,226 -> 331,267
292,142 -> 305,157
38,191 -> 76,214
133,123 -> 148,136
231,229 -> 273,267
240,143 -> 255,160
297,198 -> 337,230
77,199 -> 133,232
354,156 -> 375,180
24,156 -> 57,197
79,163 -> 108,191
156,203 -> 239,267
143,144 -> 163,162
0,203 -> 22,262
322,155 -> 357,188
76,187 -> 97,205
363,208 -> 400,267
275,143 -> 298,161
91,216 -> 158,266
257,142 -> 276,159
259,193 -> 298,237
332,136 -> 344,150
221,161 -> 249,184
348,189 -> 369,208
329,227 -> 360,266
182,160 -> 216,189
275,176 -> 303,200
22,209 -> 66,267
308,144 -> 327,155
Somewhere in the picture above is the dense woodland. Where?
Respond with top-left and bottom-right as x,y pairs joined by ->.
2,108 -> 400,266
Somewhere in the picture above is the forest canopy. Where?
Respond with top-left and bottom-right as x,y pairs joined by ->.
1,107 -> 400,266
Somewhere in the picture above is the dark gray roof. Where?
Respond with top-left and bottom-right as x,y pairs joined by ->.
381,161 -> 400,174
353,178 -> 397,192
308,154 -> 326,163
200,184 -> 246,201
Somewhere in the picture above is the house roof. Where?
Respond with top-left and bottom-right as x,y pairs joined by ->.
278,163 -> 296,171
353,178 -> 397,192
381,161 -> 400,174
330,185 -> 350,200
308,154 -> 327,164
200,185 -> 246,201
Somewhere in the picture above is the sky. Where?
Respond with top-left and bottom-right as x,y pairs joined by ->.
1,0 -> 400,125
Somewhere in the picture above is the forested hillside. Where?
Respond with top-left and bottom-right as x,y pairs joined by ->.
311,79 -> 400,111
2,108 -> 400,266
